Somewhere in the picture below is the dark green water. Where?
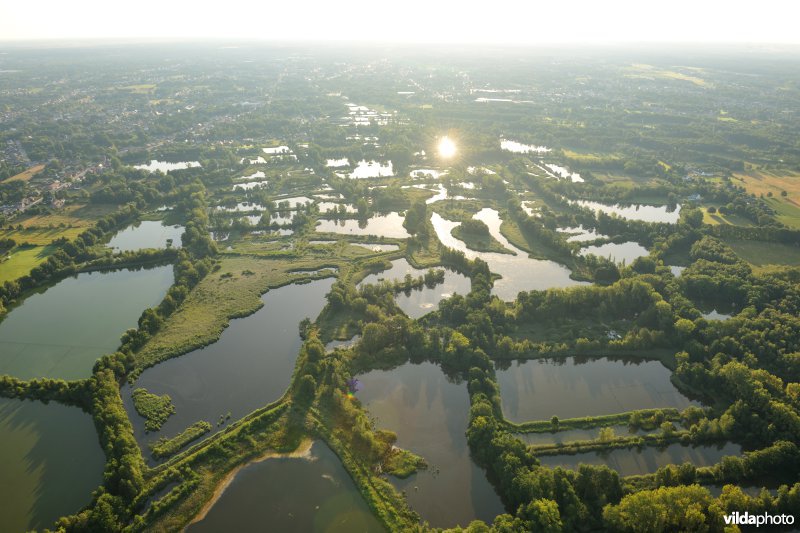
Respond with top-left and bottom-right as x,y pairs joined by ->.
0,265 -> 174,380
125,278 -> 334,461
0,398 -> 105,532
357,362 -> 505,528
187,441 -> 384,533
496,356 -> 699,423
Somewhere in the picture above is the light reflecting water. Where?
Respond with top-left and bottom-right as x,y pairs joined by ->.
337,160 -> 393,179
574,200 -> 682,224
516,425 -> 657,446
579,241 -> 649,265
359,259 -> 471,319
106,220 -> 184,251
431,209 -> 585,301
134,160 -> 200,172
357,362 -> 505,528
316,213 -> 409,239
495,356 -> 699,423
500,139 -> 551,154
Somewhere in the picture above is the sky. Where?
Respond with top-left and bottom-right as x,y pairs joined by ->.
1,0 -> 799,44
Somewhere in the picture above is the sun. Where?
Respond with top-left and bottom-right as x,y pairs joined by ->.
437,136 -> 457,159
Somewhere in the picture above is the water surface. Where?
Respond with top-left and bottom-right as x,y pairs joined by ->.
134,160 -> 200,172
579,242 -> 649,265
538,442 -> 741,476
431,209 -> 585,301
496,357 -> 697,423
125,278 -> 334,460
0,266 -> 174,379
188,441 -> 384,533
574,200 -> 681,224
316,213 -> 409,239
0,398 -> 104,532
357,362 -> 504,528
106,220 -> 184,251
359,259 -> 470,319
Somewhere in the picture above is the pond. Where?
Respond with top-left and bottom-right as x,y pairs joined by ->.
326,158 -> 350,168
0,265 -> 174,380
516,425 -> 658,446
500,139 -> 551,154
358,259 -> 471,319
232,181 -> 268,191
496,357 -> 699,423
125,278 -> 335,461
351,243 -> 400,252
316,213 -> 410,239
0,398 -> 105,532
356,362 -> 505,528
544,163 -> 584,183
701,309 -> 733,321
274,196 -> 313,208
216,202 -> 268,213
557,226 -> 608,243
431,209 -> 586,301
410,169 -> 445,179
106,220 -> 184,251
538,442 -> 742,477
317,202 -> 358,214
187,441 -> 384,533
669,265 -> 686,277
337,160 -> 393,179
574,200 -> 682,224
579,241 -> 649,265
134,160 -> 201,173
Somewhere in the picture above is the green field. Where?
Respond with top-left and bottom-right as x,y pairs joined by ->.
0,245 -> 56,282
724,238 -> 800,267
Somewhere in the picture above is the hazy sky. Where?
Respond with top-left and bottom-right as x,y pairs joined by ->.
1,0 -> 799,44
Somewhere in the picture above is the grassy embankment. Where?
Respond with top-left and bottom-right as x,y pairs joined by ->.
131,254 -> 346,377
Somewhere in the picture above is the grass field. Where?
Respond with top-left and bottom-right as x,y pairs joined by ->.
2,164 -> 44,183
724,238 -> 800,267
731,170 -> 800,228
0,245 -> 56,282
701,207 -> 754,227
132,255 -> 340,375
0,204 -> 116,245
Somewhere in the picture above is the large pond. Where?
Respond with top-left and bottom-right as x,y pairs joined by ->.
0,398 -> 104,532
579,241 -> 649,265
500,139 -> 551,154
134,160 -> 200,172
125,278 -> 335,460
337,160 -> 393,179
316,213 -> 410,239
574,200 -> 681,224
0,266 -> 174,380
516,425 -> 658,446
358,259 -> 471,319
356,362 -> 505,528
538,442 -> 742,477
431,209 -> 585,301
188,441 -> 383,533
106,220 -> 185,252
496,357 -> 698,423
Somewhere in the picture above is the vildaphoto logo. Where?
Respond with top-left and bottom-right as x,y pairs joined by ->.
724,511 -> 795,527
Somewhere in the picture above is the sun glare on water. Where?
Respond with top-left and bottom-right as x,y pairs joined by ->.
438,136 -> 457,158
